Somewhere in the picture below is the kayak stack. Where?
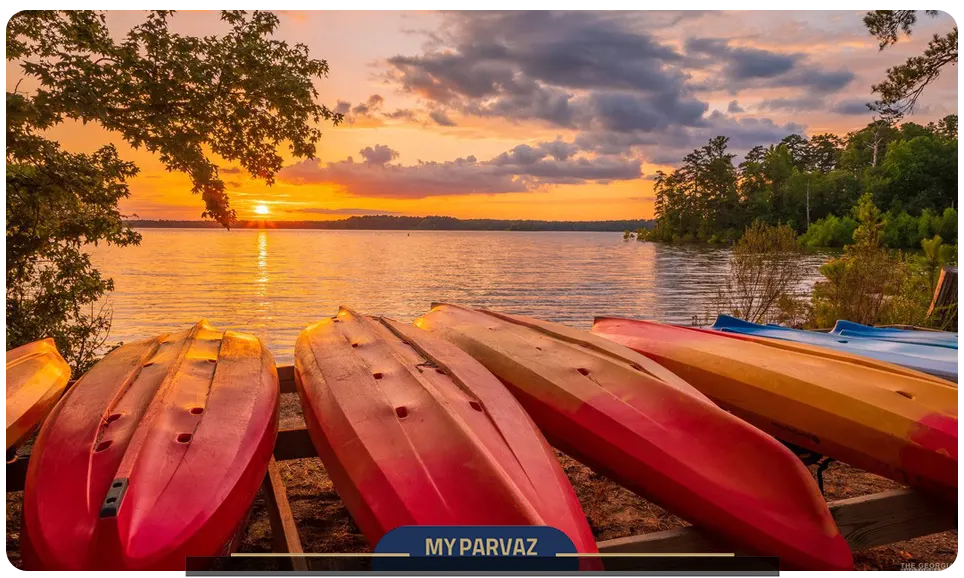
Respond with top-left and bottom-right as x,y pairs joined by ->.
593,316 -> 957,501
710,314 -> 958,382
6,308 -> 958,571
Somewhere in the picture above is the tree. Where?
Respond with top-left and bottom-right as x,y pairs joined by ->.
864,10 -> 958,121
7,11 -> 343,370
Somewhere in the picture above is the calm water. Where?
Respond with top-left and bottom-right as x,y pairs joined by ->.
89,229 -> 829,363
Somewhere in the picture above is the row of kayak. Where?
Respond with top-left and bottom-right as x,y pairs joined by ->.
6,307 -> 957,571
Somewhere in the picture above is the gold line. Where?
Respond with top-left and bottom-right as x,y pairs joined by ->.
230,553 -> 410,558
556,553 -> 735,558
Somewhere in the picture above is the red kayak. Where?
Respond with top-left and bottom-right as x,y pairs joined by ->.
22,321 -> 279,570
414,305 -> 854,570
294,308 -> 600,563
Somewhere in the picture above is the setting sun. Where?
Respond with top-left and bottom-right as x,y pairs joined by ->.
254,204 -> 270,216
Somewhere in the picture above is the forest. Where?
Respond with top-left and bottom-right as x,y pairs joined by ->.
640,115 -> 958,248
127,216 -> 655,232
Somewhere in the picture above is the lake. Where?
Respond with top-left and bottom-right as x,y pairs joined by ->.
89,229 -> 830,364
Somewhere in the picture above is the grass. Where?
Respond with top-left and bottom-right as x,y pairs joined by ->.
6,392 -> 957,570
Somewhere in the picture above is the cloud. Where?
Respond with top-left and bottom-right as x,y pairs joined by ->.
359,145 -> 399,165
831,98 -> 871,115
220,166 -> 243,174
429,110 -> 457,126
384,12 -> 700,132
685,37 -> 855,94
727,100 -> 744,113
351,94 -> 384,116
285,207 -> 405,216
334,100 -> 352,115
757,96 -> 824,112
278,141 -> 642,198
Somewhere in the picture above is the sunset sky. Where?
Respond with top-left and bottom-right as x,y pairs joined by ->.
6,10 -> 959,221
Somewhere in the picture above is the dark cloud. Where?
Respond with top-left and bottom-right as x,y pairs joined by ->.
831,98 -> 871,115
429,110 -> 457,126
757,96 -> 824,112
334,100 -> 352,115
351,94 -> 385,116
278,140 -> 641,199
384,12 -> 701,132
384,108 -> 419,121
727,100 -> 744,113
220,166 -> 243,174
359,145 -> 399,165
685,37 -> 854,94
286,207 -> 404,216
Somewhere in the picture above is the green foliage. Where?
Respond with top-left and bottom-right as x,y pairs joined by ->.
863,10 -> 958,121
799,214 -> 858,248
810,194 -> 958,329
713,222 -> 808,325
6,10 -> 341,371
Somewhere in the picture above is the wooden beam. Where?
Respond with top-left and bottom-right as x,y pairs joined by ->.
261,457 -> 308,571
278,365 -> 297,394
597,489 -> 956,555
274,427 -> 317,461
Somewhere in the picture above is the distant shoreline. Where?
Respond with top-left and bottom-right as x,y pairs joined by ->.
125,216 -> 654,232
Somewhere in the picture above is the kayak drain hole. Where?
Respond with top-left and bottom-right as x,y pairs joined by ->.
112,481 -> 123,488
896,390 -> 915,399
469,401 -> 483,412
95,440 -> 112,452
105,497 -> 116,504
373,372 -> 384,380
435,368 -> 446,375
176,433 -> 193,444
838,339 -> 849,344
351,343 -> 359,348
577,368 -> 590,376
106,413 -> 122,423
395,407 -> 408,418
190,407 -> 204,415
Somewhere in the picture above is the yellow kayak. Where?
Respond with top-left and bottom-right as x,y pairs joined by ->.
592,317 -> 958,501
6,339 -> 71,450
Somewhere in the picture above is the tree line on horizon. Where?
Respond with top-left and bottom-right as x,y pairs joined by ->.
127,215 -> 655,232
640,115 -> 958,248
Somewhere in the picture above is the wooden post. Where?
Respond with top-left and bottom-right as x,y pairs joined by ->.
927,266 -> 958,327
261,456 -> 308,571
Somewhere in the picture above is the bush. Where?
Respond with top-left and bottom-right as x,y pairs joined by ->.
714,221 -> 808,324
799,214 -> 857,247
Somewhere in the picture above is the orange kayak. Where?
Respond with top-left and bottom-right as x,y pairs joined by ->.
414,304 -> 853,570
22,321 -> 279,570
6,339 -> 70,450
294,308 -> 600,564
592,317 -> 958,501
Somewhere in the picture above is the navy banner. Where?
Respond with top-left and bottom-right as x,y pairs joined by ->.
372,525 -> 579,571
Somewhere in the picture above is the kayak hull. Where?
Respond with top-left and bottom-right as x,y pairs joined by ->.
6,339 -> 71,450
831,320 -> 958,349
593,317 -> 957,502
22,321 -> 279,570
711,315 -> 957,382
294,308 -> 599,562
416,305 -> 852,570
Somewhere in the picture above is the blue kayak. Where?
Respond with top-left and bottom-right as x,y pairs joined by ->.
710,315 -> 958,382
830,320 -> 958,350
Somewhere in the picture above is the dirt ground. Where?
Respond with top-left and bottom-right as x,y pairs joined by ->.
6,392 -> 957,570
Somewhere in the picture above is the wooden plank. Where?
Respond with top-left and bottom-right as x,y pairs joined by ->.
597,489 -> 955,555
278,364 -> 297,394
262,457 -> 308,571
274,427 -> 317,461
829,489 -> 956,551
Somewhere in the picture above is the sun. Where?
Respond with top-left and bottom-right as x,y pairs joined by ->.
254,204 -> 270,216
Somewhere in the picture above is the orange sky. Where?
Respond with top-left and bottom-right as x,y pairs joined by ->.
6,10 -> 958,221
